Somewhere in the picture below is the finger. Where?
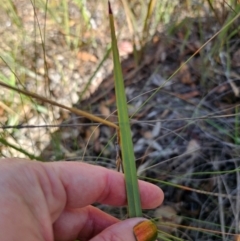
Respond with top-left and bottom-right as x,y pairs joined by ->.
53,205 -> 119,241
89,218 -> 152,241
46,161 -> 164,209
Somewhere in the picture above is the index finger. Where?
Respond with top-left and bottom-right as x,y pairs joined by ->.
47,161 -> 163,209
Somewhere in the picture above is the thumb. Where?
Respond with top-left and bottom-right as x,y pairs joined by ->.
90,218 -> 157,241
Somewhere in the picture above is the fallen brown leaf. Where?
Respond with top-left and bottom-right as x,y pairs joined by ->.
77,51 -> 98,63
177,90 -> 200,99
154,205 -> 182,234
178,63 -> 192,85
99,102 -> 111,117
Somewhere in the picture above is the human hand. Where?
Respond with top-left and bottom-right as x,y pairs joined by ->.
0,158 -> 163,241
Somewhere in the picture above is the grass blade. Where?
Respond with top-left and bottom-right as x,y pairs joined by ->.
0,80 -> 118,130
0,137 -> 41,161
108,1 -> 142,218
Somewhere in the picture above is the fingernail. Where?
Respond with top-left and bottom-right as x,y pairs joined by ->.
133,220 -> 157,241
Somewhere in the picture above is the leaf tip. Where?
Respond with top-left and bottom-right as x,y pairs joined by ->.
108,1 -> 112,14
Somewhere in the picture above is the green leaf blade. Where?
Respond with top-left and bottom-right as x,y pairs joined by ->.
108,1 -> 142,218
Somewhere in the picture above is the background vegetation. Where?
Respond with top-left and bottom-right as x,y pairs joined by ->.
1,0 -> 240,240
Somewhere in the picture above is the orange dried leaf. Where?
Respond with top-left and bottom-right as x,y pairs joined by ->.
99,102 -> 111,117
77,51 -> 98,63
178,63 -> 192,85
